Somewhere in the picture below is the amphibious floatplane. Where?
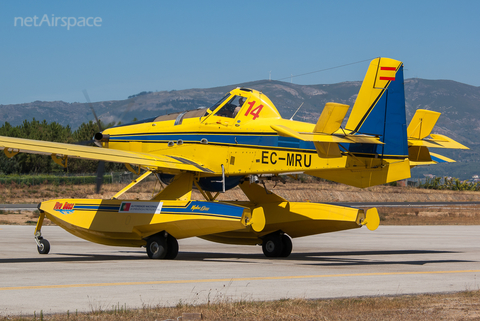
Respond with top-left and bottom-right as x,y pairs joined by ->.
0,58 -> 467,259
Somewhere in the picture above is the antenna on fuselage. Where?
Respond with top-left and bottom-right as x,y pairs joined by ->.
289,102 -> 304,121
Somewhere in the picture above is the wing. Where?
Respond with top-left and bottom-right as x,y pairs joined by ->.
0,135 -> 214,174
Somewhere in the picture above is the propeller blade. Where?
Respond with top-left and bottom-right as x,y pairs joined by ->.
73,139 -> 95,146
96,161 -> 105,193
83,89 -> 103,132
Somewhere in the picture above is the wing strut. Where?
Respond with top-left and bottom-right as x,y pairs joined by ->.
111,171 -> 153,199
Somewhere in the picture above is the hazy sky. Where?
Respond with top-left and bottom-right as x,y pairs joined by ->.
1,1 -> 479,104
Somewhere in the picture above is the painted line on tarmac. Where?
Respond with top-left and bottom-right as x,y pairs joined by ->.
1,269 -> 480,291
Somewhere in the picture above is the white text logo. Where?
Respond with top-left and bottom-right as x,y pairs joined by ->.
14,14 -> 102,30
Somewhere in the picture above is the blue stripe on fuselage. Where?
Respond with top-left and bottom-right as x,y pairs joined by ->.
162,201 -> 244,218
110,133 -> 317,151
109,130 -> 404,158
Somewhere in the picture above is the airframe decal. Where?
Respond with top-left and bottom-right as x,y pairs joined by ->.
53,202 -> 75,215
119,201 -> 163,214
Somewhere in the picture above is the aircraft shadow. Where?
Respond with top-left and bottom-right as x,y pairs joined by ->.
174,249 -> 474,267
0,252 -> 147,264
0,249 -> 472,266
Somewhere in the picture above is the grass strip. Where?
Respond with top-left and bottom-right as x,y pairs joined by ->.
3,290 -> 479,320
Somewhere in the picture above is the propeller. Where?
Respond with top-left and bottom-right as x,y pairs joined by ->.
95,159 -> 105,194
83,89 -> 105,193
73,139 -> 95,145
83,89 -> 103,132
81,90 -> 139,193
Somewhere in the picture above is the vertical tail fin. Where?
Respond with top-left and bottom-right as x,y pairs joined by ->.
310,57 -> 411,187
345,57 -> 408,158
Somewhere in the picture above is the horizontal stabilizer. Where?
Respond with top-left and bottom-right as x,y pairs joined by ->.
407,109 -> 440,139
407,109 -> 468,150
270,125 -> 383,145
430,152 -> 456,163
408,134 -> 468,149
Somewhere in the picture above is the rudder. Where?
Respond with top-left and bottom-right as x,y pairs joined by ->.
345,57 -> 408,158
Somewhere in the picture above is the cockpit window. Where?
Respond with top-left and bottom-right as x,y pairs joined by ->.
214,95 -> 246,118
210,94 -> 231,111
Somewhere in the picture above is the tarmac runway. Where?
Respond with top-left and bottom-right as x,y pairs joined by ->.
1,225 -> 479,316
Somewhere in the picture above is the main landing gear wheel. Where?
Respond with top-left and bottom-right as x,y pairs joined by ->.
165,234 -> 179,260
262,233 -> 283,257
37,238 -> 50,254
262,233 -> 293,258
280,234 -> 292,257
146,233 -> 179,259
146,235 -> 167,259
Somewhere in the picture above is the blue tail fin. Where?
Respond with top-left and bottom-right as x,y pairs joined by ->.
345,57 -> 408,158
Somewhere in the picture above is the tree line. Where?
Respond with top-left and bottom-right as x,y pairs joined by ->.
0,119 -> 124,175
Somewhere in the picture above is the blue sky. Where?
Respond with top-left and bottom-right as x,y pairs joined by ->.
1,1 -> 479,105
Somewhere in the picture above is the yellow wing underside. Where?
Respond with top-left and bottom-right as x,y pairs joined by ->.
0,135 -> 214,174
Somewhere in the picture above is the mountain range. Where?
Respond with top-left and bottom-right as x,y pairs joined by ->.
1,78 -> 479,179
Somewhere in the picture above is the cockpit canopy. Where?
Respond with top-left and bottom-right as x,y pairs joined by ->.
115,87 -> 281,128
152,108 -> 207,125
209,94 -> 246,118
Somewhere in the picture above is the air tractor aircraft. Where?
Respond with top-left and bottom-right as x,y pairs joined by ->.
0,58 -> 467,259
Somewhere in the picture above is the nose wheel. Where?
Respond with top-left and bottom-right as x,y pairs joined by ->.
36,236 -> 50,254
34,211 -> 50,255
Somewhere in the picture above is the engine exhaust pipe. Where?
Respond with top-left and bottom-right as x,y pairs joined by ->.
93,133 -> 110,147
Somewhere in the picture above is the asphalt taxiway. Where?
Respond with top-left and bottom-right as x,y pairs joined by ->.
1,225 -> 479,316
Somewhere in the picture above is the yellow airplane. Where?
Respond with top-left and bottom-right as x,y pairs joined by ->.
0,57 -> 467,259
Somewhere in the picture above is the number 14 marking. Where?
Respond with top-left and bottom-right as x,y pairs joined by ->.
244,101 -> 263,120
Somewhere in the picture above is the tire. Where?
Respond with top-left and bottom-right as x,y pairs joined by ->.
280,234 -> 293,257
37,239 -> 50,254
165,234 -> 179,260
146,235 -> 167,259
262,234 -> 284,257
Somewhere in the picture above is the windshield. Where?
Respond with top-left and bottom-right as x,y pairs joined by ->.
214,95 -> 246,118
209,94 -> 231,111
